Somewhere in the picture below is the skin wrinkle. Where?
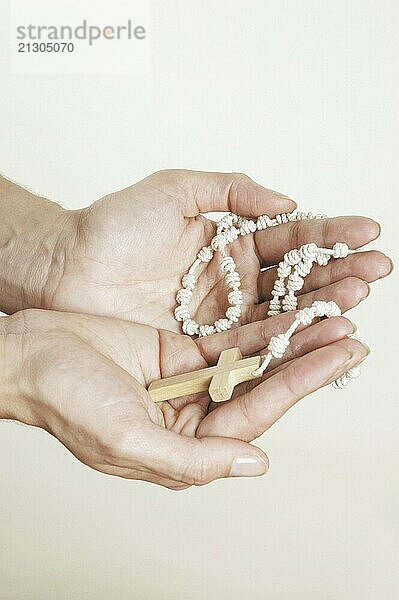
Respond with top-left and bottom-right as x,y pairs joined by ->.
49,324 -> 148,417
112,303 -> 172,326
236,393 -> 266,440
35,209 -> 77,309
146,181 -> 186,213
160,345 -> 188,374
72,317 -> 142,382
75,205 -> 111,250
226,174 -> 257,216
62,197 -> 200,321
221,175 -> 238,214
41,243 -> 66,309
120,320 -> 146,378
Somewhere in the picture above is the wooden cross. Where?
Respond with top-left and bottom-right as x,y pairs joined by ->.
148,348 -> 261,404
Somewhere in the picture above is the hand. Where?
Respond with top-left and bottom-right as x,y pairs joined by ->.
0,308 -> 368,489
0,170 -> 392,331
37,170 -> 391,331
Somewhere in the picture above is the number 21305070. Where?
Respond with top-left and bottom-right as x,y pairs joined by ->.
18,42 -> 75,53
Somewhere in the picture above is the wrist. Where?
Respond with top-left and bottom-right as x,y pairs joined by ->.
0,310 -> 58,430
0,179 -> 78,313
39,207 -> 80,311
0,316 -> 22,421
0,313 -> 45,427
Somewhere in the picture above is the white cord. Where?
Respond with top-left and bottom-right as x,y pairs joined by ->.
253,299 -> 346,377
174,210 -> 362,388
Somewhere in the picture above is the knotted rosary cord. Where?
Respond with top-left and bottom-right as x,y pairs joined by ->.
251,298 -> 361,385
174,210 -> 362,388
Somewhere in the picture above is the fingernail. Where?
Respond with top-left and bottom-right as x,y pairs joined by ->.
328,350 -> 355,383
271,189 -> 292,199
362,342 -> 371,356
343,349 -> 355,367
377,255 -> 394,277
351,341 -> 370,363
361,283 -> 371,300
230,455 -> 268,477
366,219 -> 381,240
271,190 -> 297,206
347,319 -> 357,335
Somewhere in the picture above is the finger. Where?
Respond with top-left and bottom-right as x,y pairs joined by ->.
258,250 -> 392,302
204,317 -> 356,409
151,169 -> 296,217
197,338 -> 368,442
116,424 -> 269,486
247,317 -> 355,377
197,310 -> 354,364
255,216 -> 381,266
251,276 -> 370,322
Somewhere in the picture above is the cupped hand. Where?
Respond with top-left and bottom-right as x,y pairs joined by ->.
2,308 -> 368,489
46,170 -> 392,331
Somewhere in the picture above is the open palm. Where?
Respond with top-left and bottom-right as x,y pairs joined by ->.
12,308 -> 366,489
47,170 -> 390,331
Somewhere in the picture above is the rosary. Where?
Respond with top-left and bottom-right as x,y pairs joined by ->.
148,210 -> 361,403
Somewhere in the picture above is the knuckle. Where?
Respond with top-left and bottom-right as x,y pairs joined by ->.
152,168 -> 173,178
149,169 -> 182,188
329,255 -> 341,282
228,173 -> 251,212
227,326 -> 240,350
288,220 -> 302,250
260,320 -> 272,345
236,394 -> 264,439
232,171 -> 250,183
182,456 -> 210,487
282,362 -> 305,399
321,217 -> 334,246
192,461 -> 209,487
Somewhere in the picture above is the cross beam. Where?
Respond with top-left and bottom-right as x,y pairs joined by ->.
148,348 -> 261,403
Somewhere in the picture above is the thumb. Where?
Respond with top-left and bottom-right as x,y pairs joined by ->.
149,169 -> 296,217
138,425 -> 269,486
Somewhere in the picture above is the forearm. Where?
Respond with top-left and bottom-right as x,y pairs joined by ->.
0,176 -> 75,313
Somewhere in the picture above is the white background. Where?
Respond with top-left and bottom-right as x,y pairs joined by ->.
0,1 -> 398,599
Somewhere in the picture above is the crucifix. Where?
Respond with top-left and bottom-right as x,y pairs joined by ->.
148,348 -> 261,403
